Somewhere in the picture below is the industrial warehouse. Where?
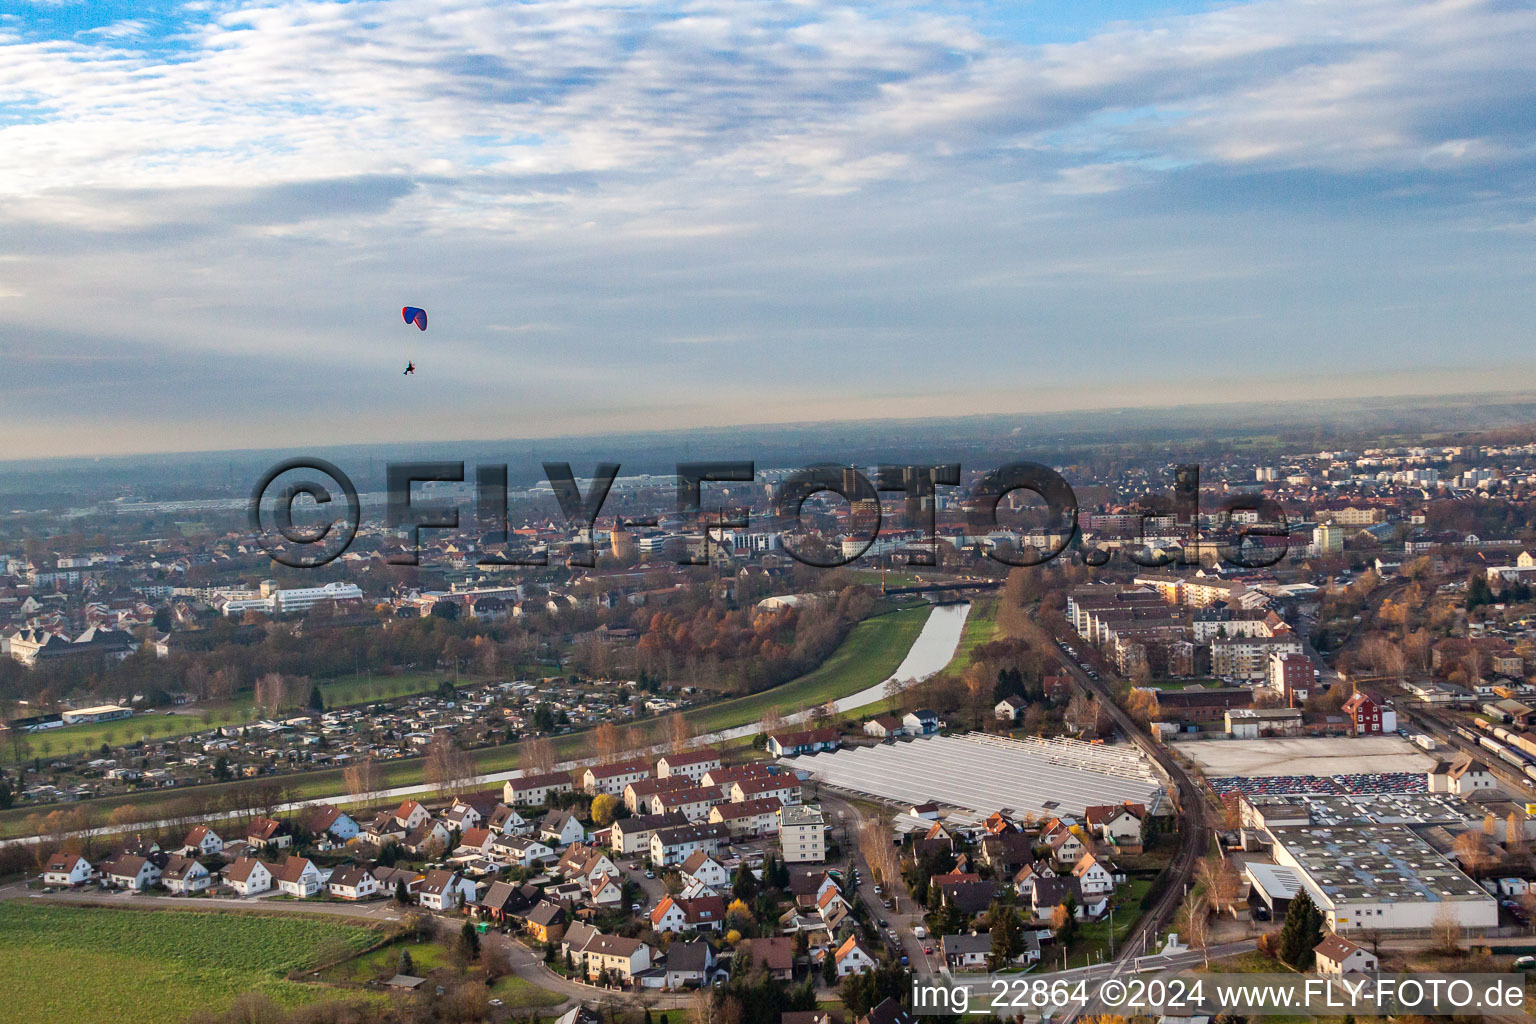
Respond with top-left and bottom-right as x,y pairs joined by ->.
1268,826 -> 1499,933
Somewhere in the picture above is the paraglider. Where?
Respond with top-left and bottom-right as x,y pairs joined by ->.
400,306 -> 426,375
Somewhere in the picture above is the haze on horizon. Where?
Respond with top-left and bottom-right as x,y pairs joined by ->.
2,0 -> 1535,460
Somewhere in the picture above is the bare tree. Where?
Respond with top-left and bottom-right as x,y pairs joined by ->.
425,733 -> 476,798
668,712 -> 694,754
1431,903 -> 1463,955
520,736 -> 557,775
254,673 -> 287,716
344,756 -> 382,809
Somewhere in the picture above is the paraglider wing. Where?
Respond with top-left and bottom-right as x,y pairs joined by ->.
401,306 -> 428,331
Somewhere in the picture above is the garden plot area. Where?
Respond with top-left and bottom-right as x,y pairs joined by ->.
785,733 -> 1162,817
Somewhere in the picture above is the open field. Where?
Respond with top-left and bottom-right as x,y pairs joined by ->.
678,603 -> 931,735
5,671 -> 456,764
1176,735 -> 1436,776
0,902 -> 384,1024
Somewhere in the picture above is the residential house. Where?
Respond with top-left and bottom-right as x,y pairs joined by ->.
938,879 -> 998,920
656,749 -> 723,782
681,851 -> 730,890
475,880 -> 539,924
589,874 -> 624,907
1071,852 -> 1116,898
305,804 -> 360,842
611,812 -> 688,855
834,935 -> 878,976
328,865 -> 379,900
1082,803 -> 1145,849
1341,692 -> 1385,736
224,856 -> 273,896
504,771 -> 575,807
43,853 -> 94,887
393,800 -> 431,831
650,894 -> 727,934
273,856 -> 324,897
363,811 -> 407,846
661,939 -> 717,989
525,901 -> 569,943
180,825 -> 224,858
731,775 -> 800,806
766,727 -> 840,757
994,697 -> 1028,722
539,811 -> 587,848
494,835 -> 555,868
863,715 -> 905,739
625,776 -> 696,814
162,854 -> 211,894
1314,933 -> 1379,975
582,758 -> 652,796
246,817 -> 292,851
650,822 -> 730,867
575,932 -> 654,984
901,709 -> 940,735
403,820 -> 453,857
557,844 -> 620,886
942,932 -> 990,971
652,786 -> 723,821
742,936 -> 794,981
709,797 -> 782,838
418,868 -> 479,911
488,804 -> 529,835
100,853 -> 160,891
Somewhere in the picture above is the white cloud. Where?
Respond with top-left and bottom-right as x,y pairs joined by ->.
0,0 -> 1534,456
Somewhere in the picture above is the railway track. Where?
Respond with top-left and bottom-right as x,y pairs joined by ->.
1047,643 -> 1212,967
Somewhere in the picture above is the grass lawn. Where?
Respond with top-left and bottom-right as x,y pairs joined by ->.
1057,879 -> 1154,968
682,603 -> 931,735
5,671 -> 456,765
488,973 -> 567,1007
321,935 -> 449,984
941,598 -> 998,677
0,902 -> 384,1024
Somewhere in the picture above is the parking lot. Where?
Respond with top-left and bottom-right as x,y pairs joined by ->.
1178,734 -> 1435,777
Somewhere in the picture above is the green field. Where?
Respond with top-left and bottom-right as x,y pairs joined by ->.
938,598 -> 998,677
0,902 -> 384,1024
683,603 -> 932,734
6,671 -> 456,764
0,605 -> 936,838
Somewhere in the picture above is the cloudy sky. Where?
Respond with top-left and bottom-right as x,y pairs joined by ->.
2,0 -> 1535,458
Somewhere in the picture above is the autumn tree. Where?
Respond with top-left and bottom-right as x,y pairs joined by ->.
1125,689 -> 1161,728
591,794 -> 623,827
594,722 -> 625,763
